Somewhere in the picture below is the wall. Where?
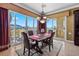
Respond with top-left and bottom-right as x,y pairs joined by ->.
0,3 -> 39,17
0,3 -> 76,41
47,10 -> 75,41
56,17 -> 65,38
0,3 -> 39,43
67,10 -> 74,41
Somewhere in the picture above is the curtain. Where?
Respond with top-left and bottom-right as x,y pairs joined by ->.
0,7 -> 9,51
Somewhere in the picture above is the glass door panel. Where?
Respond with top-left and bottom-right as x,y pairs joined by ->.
46,18 -> 57,36
27,16 -> 33,31
33,18 -> 37,34
10,11 -> 26,46
10,12 -> 15,46
46,19 -> 53,32
52,19 -> 57,36
15,12 -> 26,45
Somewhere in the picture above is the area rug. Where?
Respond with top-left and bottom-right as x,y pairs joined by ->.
15,40 -> 63,56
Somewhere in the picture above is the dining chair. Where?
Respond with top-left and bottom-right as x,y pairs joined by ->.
42,31 -> 55,52
22,32 -> 43,56
48,30 -> 54,48
48,32 -> 55,51
21,32 -> 38,56
28,30 -> 34,36
28,30 -> 36,44
48,30 -> 53,33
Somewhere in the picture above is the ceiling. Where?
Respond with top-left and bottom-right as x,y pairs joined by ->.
14,3 -> 79,15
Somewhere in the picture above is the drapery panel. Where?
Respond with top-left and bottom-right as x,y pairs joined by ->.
0,7 -> 9,51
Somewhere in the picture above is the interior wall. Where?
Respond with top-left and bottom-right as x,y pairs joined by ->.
0,3 -> 77,41
47,11 -> 69,18
67,10 -> 74,41
56,17 -> 65,38
0,3 -> 39,42
0,3 -> 39,17
47,10 -> 75,41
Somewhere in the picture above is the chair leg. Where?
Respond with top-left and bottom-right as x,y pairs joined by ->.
41,41 -> 44,48
28,49 -> 30,56
49,40 -> 51,52
52,43 -> 53,48
23,47 -> 25,55
52,40 -> 53,48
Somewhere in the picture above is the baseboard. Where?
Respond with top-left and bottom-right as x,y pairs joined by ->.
0,44 -> 10,52
53,37 -> 74,44
53,37 -> 65,41
65,40 -> 74,44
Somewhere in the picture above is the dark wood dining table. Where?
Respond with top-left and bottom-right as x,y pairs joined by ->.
28,33 -> 51,54
29,33 -> 51,41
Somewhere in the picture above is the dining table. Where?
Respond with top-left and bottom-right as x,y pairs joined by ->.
28,33 -> 52,54
29,33 -> 51,41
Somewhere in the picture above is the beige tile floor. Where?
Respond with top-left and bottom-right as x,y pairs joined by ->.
0,44 -> 22,56
0,47 -> 17,56
58,41 -> 79,56
0,40 -> 79,56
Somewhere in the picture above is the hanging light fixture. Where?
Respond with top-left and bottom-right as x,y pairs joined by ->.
37,4 -> 47,23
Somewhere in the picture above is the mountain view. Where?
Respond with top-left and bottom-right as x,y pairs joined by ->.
10,24 -> 26,30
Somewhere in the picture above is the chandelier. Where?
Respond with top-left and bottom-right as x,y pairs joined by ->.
37,4 -> 47,23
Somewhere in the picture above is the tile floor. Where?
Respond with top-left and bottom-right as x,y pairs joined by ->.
0,39 -> 79,56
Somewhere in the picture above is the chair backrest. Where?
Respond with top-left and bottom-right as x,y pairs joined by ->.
21,32 -> 30,49
28,30 -> 33,36
48,30 -> 53,33
50,32 -> 55,39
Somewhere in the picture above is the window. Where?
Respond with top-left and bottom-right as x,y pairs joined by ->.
27,16 -> 33,30
27,16 -> 38,33
33,18 -> 37,34
15,12 -> 26,39
10,11 -> 26,46
52,19 -> 57,31
46,19 -> 53,31
10,12 -> 15,38
10,11 -> 38,46
46,18 -> 57,32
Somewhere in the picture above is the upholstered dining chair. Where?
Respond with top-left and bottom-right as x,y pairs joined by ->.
21,32 -> 38,56
48,30 -> 53,33
48,30 -> 54,48
28,30 -> 36,43
48,32 -> 55,51
42,31 -> 55,52
28,30 -> 34,36
22,32 -> 43,56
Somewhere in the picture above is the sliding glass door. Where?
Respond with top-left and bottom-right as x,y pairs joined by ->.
10,12 -> 15,45
46,18 -> 57,36
46,19 -> 53,32
10,11 -> 26,46
27,16 -> 33,31
10,11 -> 38,46
33,18 -> 37,34
15,12 -> 26,45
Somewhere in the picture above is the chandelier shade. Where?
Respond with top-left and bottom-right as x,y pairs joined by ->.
37,4 -> 47,23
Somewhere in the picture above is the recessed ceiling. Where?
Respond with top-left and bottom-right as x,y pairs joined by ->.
14,3 -> 79,15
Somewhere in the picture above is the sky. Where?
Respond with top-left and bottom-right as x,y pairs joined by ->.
46,19 -> 57,28
10,12 -> 57,28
